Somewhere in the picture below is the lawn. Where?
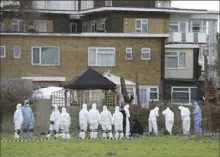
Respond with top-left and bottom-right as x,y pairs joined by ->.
1,137 -> 219,157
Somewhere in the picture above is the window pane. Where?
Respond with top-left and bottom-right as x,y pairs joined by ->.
126,53 -> 132,59
166,52 -> 177,56
135,29 -> 142,33
97,53 -> 115,66
11,24 -> 18,32
165,56 -> 178,68
191,88 -> 197,102
172,92 -> 189,103
13,46 -> 21,58
0,47 -> 5,57
142,23 -> 147,33
41,47 -> 59,65
32,48 -> 40,64
139,89 -> 147,104
150,88 -> 157,92
141,53 -> 150,59
169,25 -> 178,32
173,88 -> 189,92
70,23 -> 77,33
36,20 -> 47,32
136,20 -> 141,28
19,20 -> 25,32
179,52 -> 186,67
150,92 -> 157,100
179,22 -> 185,32
98,49 -> 114,53
88,49 -> 96,65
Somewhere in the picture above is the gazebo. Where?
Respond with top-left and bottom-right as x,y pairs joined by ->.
56,68 -> 117,107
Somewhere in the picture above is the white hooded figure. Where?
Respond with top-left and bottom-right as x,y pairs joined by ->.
100,105 -> 113,138
13,103 -> 24,139
178,106 -> 191,135
59,107 -> 71,140
124,104 -> 130,138
79,103 -> 89,139
46,105 -> 60,138
112,106 -> 124,139
88,103 -> 100,139
162,107 -> 174,135
148,107 -> 159,135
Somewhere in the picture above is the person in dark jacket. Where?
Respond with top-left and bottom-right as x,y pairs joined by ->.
120,105 -> 126,137
130,118 -> 144,137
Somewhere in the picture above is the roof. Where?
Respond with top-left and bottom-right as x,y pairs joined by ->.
0,32 -> 170,38
63,68 -> 116,90
103,72 -> 135,86
212,77 -> 220,89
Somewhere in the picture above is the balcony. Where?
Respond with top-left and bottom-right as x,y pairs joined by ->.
168,32 -> 207,44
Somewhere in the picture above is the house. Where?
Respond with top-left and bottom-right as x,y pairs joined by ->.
0,1 -> 219,106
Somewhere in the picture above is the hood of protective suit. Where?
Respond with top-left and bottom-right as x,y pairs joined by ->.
62,107 -> 67,113
124,104 -> 129,110
24,100 -> 30,107
193,101 -> 199,108
103,105 -> 107,111
82,104 -> 87,110
92,103 -> 97,109
154,107 -> 159,112
16,103 -> 22,110
115,106 -> 120,113
178,106 -> 184,111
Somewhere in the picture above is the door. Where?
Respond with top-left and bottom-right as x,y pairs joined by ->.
70,23 -> 77,33
139,88 -> 149,108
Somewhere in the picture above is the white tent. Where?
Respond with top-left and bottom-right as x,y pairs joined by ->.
33,86 -> 63,99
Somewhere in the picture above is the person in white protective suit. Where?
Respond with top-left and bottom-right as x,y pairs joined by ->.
13,103 -> 24,139
124,104 -> 131,138
88,103 -> 100,139
178,106 -> 191,135
46,105 -> 60,138
162,107 -> 174,135
112,106 -> 124,139
148,107 -> 159,135
79,104 -> 89,139
100,105 -> 113,139
59,107 -> 71,140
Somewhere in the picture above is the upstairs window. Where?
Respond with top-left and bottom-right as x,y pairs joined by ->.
35,20 -> 47,32
165,52 -> 186,68
91,21 -> 97,32
11,19 -> 25,32
13,45 -> 21,58
141,48 -> 151,60
70,22 -> 77,33
0,46 -> 6,58
82,22 -> 88,32
135,19 -> 148,33
125,48 -> 132,60
169,22 -> 186,32
105,0 -> 112,6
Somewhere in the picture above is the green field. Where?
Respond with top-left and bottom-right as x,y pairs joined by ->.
1,137 -> 219,157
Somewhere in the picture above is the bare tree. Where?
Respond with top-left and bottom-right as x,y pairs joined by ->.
120,76 -> 129,104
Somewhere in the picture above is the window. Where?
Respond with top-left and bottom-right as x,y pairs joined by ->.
11,19 -> 25,32
125,48 -> 132,60
101,20 -> 105,30
165,52 -> 186,68
31,46 -> 60,66
105,0 -> 112,6
35,20 -> 47,32
0,46 -> 6,58
141,48 -> 151,60
135,19 -> 148,33
88,47 -> 115,67
150,88 -> 159,100
169,22 -> 186,32
13,45 -> 21,58
0,21 -> 3,31
171,87 -> 197,104
82,22 -> 88,32
126,87 -> 135,103
91,21 -> 97,32
70,22 -> 77,33
139,86 -> 159,105
192,20 -> 200,32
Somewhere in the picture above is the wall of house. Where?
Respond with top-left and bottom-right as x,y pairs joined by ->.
165,48 -> 194,79
0,35 -> 165,86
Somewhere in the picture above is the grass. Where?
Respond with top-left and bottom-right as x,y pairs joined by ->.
1,137 -> 219,157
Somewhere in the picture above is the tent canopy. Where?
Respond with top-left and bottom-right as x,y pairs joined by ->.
63,68 -> 116,90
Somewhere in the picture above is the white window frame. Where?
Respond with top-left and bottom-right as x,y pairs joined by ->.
91,21 -> 97,32
169,21 -> 186,32
0,46 -> 6,58
135,19 -> 148,33
171,86 -> 197,105
105,0 -> 112,6
70,22 -> 77,33
13,45 -> 21,58
11,19 -> 25,32
141,48 -> 151,60
165,52 -> 186,69
88,47 -> 116,67
139,85 -> 160,102
31,46 -> 60,66
125,47 -> 132,60
82,22 -> 88,32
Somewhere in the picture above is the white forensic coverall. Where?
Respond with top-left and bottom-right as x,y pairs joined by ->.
79,104 -> 89,139
88,103 -> 100,139
148,107 -> 159,135
100,106 -> 113,138
59,107 -> 71,140
46,105 -> 60,138
13,103 -> 24,139
112,106 -> 124,139
124,105 -> 131,138
179,106 -> 191,135
162,107 -> 174,135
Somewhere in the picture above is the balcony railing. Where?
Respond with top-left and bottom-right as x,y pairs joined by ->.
168,32 -> 207,44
